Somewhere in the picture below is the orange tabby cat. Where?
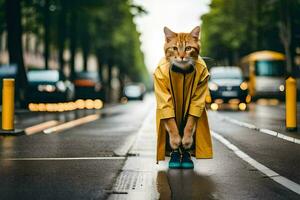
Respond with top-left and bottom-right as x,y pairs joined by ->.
162,26 -> 201,149
164,26 -> 200,69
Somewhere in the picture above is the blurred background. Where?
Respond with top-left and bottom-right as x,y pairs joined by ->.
0,0 -> 150,109
0,0 -> 299,109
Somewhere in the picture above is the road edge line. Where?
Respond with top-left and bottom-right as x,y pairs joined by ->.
217,114 -> 299,145
212,131 -> 300,195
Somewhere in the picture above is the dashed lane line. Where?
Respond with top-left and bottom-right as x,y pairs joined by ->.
43,114 -> 100,134
217,114 -> 300,145
212,131 -> 300,195
25,120 -> 60,135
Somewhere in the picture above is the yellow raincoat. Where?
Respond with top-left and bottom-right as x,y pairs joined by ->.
153,57 -> 213,163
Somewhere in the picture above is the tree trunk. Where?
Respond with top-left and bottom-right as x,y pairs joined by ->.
118,70 -> 125,99
96,52 -> 105,100
106,59 -> 113,103
233,50 -> 239,65
96,51 -> 104,81
279,0 -> 292,75
83,48 -> 88,71
5,0 -> 28,106
69,11 -> 77,80
44,0 -> 50,69
289,1 -> 298,77
58,0 -> 67,73
81,30 -> 90,72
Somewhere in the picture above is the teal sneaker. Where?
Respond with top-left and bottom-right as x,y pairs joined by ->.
169,149 -> 181,169
181,150 -> 194,169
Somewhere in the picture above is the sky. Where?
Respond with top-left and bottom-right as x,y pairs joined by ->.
133,0 -> 211,73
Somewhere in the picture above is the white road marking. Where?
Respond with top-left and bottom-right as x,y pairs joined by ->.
212,131 -> 300,195
2,156 -> 126,161
218,114 -> 299,145
25,120 -> 60,135
43,114 -> 100,134
260,128 -> 278,137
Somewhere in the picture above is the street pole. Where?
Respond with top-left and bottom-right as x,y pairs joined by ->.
0,79 -> 24,136
282,0 -> 297,132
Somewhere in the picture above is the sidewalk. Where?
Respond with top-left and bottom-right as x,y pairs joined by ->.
108,109 -> 160,200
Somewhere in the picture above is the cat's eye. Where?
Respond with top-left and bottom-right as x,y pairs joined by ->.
185,46 -> 192,51
172,47 -> 178,51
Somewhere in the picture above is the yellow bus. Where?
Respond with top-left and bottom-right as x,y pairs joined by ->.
240,50 -> 286,99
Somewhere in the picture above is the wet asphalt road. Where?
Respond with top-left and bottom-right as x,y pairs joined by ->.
0,98 -> 151,199
0,95 -> 300,199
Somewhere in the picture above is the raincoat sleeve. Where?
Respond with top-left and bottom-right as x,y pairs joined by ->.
153,68 -> 175,119
188,67 -> 209,118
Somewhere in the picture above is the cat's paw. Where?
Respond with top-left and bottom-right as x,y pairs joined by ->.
182,135 -> 193,149
169,134 -> 181,149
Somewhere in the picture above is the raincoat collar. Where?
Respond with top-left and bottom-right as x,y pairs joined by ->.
171,64 -> 194,74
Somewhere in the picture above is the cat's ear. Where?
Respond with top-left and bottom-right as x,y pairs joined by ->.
190,26 -> 201,40
164,27 -> 176,42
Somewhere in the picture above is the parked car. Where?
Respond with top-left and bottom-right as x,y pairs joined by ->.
123,83 -> 146,100
208,66 -> 249,110
26,69 -> 74,103
73,72 -> 103,100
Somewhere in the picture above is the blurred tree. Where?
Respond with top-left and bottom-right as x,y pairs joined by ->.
5,0 -> 28,104
201,0 -> 300,70
2,0 -> 149,104
43,0 -> 50,69
57,0 -> 67,73
0,0 -> 6,41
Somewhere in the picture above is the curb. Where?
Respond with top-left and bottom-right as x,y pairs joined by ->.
0,129 -> 25,136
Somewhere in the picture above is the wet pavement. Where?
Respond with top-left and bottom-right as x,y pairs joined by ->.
0,95 -> 300,199
108,99 -> 300,200
0,98 -> 152,199
216,103 -> 300,139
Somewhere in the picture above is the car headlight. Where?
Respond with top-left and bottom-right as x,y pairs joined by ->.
240,81 -> 248,90
56,81 -> 66,92
38,84 -> 56,92
208,82 -> 218,91
279,84 -> 285,92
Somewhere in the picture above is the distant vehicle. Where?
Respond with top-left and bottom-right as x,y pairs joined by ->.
73,72 -> 103,100
240,50 -> 286,99
26,69 -> 74,103
208,66 -> 249,110
123,83 -> 146,100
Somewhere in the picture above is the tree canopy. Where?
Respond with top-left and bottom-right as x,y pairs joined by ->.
201,0 -> 300,73
1,0 -> 150,103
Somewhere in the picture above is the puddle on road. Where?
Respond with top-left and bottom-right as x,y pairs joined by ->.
158,169 -> 218,200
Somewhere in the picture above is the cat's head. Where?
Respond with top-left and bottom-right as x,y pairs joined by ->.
164,26 -> 200,69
